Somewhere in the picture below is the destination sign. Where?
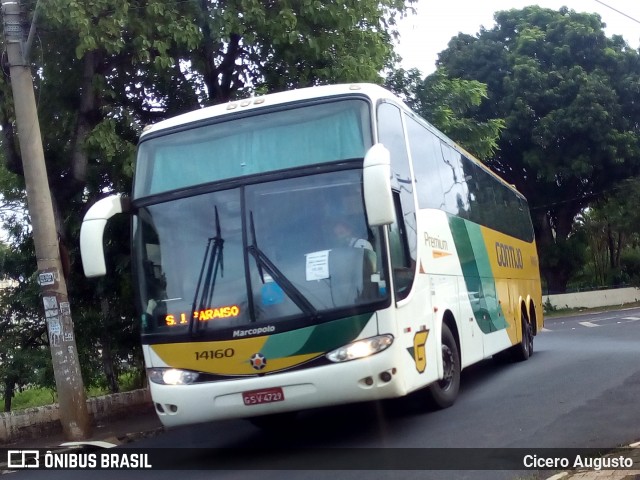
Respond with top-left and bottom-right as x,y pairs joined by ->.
165,305 -> 240,326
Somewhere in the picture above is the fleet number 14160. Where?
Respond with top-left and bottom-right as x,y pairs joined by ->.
195,349 -> 235,361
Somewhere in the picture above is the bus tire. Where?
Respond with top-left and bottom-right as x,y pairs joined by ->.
511,311 -> 533,362
426,323 -> 460,409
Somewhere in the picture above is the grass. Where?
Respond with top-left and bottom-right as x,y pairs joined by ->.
0,371 -> 146,413
4,387 -> 57,412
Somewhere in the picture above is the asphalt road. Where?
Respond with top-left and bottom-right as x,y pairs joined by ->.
11,307 -> 640,479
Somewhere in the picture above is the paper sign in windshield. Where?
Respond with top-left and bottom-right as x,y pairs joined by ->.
305,250 -> 330,281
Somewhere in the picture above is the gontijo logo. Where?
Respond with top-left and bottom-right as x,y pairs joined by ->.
495,242 -> 524,269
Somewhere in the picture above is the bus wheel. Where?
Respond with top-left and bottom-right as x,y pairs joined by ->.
512,311 -> 533,362
426,324 -> 460,409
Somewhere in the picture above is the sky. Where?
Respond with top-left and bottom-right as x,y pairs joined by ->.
396,0 -> 640,74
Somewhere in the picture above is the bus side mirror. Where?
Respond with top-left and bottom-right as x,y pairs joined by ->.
363,144 -> 394,226
80,194 -> 129,277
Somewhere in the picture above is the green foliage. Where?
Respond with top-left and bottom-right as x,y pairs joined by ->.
255,0 -> 407,92
1,369 -> 144,412
435,6 -> 640,292
572,178 -> 640,289
539,233 -> 588,294
420,69 -> 505,160
621,250 -> 640,286
385,67 -> 505,160
0,239 -> 52,410
1,387 -> 56,412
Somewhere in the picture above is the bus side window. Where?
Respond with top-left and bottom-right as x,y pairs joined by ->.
406,115 -> 445,210
388,192 -> 413,301
377,102 -> 416,299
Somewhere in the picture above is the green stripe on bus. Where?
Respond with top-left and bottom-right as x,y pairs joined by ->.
261,313 -> 373,358
449,217 -> 507,333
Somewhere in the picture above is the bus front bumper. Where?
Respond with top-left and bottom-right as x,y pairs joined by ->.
149,350 -> 403,428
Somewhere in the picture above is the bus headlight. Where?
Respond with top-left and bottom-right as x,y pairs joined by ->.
148,368 -> 199,385
326,335 -> 394,363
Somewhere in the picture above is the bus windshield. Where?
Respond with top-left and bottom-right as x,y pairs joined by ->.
134,169 -> 388,339
134,99 -> 371,198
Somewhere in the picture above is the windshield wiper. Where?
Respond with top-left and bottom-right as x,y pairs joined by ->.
247,211 -> 318,320
189,206 -> 224,336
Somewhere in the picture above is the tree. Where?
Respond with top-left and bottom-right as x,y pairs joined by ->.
27,0 -> 417,198
386,67 -> 504,160
435,6 -> 640,292
574,178 -> 640,288
0,239 -> 51,411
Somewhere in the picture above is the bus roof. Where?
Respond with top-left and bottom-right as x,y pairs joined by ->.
139,82 -> 524,199
140,83 -> 401,138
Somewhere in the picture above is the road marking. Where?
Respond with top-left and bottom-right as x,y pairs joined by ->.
541,327 -> 552,332
579,321 -> 600,328
621,316 -> 640,321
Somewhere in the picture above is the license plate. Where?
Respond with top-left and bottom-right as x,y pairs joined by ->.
242,387 -> 285,406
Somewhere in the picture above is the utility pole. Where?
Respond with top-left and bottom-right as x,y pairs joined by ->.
1,0 -> 91,440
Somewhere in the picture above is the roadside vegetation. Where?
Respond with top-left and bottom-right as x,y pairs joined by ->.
0,371 -> 144,412
544,301 -> 640,318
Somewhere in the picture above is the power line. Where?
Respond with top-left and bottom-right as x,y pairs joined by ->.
594,0 -> 640,25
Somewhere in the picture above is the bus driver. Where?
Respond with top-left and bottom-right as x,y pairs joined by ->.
332,220 -> 373,250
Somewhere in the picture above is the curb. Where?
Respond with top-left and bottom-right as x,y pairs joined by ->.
544,440 -> 640,480
0,389 -> 152,445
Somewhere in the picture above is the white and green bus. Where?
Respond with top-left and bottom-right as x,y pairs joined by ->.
80,83 -> 543,428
